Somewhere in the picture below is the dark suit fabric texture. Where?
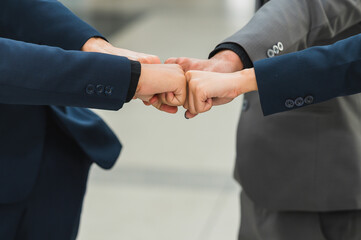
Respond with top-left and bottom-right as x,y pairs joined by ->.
0,115 -> 91,240
238,192 -> 361,240
255,34 -> 361,115
213,0 -> 361,239
0,0 -> 132,238
229,0 -> 361,212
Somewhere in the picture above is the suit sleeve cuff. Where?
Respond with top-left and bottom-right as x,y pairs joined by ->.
126,61 -> 141,102
209,43 -> 254,69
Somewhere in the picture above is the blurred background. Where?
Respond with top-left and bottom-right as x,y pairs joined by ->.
60,0 -> 255,239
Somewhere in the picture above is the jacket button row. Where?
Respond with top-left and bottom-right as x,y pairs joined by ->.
267,42 -> 284,58
86,84 -> 113,96
285,95 -> 314,109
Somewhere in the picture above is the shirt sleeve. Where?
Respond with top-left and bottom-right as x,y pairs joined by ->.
209,43 -> 253,69
126,61 -> 142,102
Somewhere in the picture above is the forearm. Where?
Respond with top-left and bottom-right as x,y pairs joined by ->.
215,0 -> 361,61
0,37 -> 131,109
185,32 -> 361,118
254,34 -> 361,115
0,0 -> 103,50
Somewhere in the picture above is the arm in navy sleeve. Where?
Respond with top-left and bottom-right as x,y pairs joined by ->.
255,33 -> 361,116
0,0 -> 103,50
0,37 -> 132,110
0,0 -> 141,102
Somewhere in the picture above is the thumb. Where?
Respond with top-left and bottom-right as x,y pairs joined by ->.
185,110 -> 198,119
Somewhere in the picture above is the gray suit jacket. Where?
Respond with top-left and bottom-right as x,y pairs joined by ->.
219,0 -> 361,211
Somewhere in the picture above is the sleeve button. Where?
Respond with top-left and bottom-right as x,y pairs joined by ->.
295,97 -> 304,107
105,86 -> 114,96
277,42 -> 284,51
304,95 -> 314,104
267,49 -> 275,58
273,45 -> 280,54
285,99 -> 295,108
96,84 -> 104,95
86,84 -> 95,95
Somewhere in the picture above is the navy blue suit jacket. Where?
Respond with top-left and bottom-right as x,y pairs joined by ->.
0,0 -> 131,203
255,33 -> 361,116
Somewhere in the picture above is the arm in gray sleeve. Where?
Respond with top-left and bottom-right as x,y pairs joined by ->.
216,0 -> 361,62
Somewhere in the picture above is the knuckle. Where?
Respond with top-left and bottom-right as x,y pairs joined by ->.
185,72 -> 193,82
188,79 -> 196,89
177,57 -> 185,63
191,62 -> 201,69
165,58 -> 174,64
176,64 -> 184,72
178,57 -> 189,65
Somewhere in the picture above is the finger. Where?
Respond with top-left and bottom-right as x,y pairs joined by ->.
147,56 -> 161,64
166,57 -> 190,71
183,99 -> 189,110
187,87 -> 197,115
176,58 -> 191,72
138,57 -> 150,64
143,100 -> 151,106
138,58 -> 147,64
203,98 -> 213,112
150,100 -> 178,114
194,93 -> 213,114
185,110 -> 198,119
149,95 -> 159,104
166,92 -> 185,107
165,58 -> 177,64
165,92 -> 177,106
151,102 -> 178,114
159,104 -> 178,114
183,73 -> 190,110
185,71 -> 193,83
159,93 -> 167,104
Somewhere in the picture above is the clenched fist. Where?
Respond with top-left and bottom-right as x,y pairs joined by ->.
184,69 -> 258,119
165,50 -> 244,73
135,64 -> 187,108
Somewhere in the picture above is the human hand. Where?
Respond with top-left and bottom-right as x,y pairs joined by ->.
134,64 -> 187,112
82,37 -> 161,64
146,50 -> 244,114
165,50 -> 243,73
184,68 -> 258,119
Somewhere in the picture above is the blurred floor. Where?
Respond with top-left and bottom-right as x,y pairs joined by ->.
60,0 -> 255,239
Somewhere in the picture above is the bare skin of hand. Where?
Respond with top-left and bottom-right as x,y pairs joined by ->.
165,50 -> 244,73
82,37 -> 161,64
134,64 -> 187,112
184,68 -> 258,119
146,50 -> 244,114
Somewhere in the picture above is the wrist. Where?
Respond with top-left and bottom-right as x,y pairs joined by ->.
126,61 -> 141,102
235,68 -> 258,95
213,50 -> 244,70
136,64 -> 148,97
81,37 -> 112,53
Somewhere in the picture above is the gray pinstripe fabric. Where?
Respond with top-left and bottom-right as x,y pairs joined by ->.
223,0 -> 361,211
